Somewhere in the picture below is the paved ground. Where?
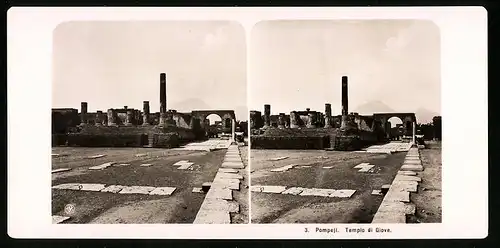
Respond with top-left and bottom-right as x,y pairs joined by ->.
52,138 -> 247,224
250,142 -> 410,224
407,141 -> 442,223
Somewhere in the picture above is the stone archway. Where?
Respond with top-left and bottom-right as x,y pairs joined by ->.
190,110 -> 237,137
373,113 -> 417,138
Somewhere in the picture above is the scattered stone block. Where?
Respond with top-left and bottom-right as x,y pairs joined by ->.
358,165 -> 375,172
80,183 -> 106,191
173,160 -> 189,166
261,185 -> 287,194
329,189 -> 356,198
135,153 -> 147,157
52,183 -> 82,190
88,154 -> 106,159
354,163 -> 370,169
119,186 -> 156,194
216,173 -> 243,180
269,156 -> 289,161
392,181 -> 419,192
200,199 -> 239,213
177,163 -> 194,170
322,166 -> 333,169
192,187 -> 204,193
140,164 -> 152,167
149,187 -> 176,196
281,187 -> 306,195
52,215 -> 70,224
386,191 -> 410,203
372,189 -> 383,195
52,168 -> 71,173
101,185 -> 125,193
89,162 -> 114,170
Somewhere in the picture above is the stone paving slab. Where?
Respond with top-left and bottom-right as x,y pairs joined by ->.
300,188 -> 336,197
199,199 -> 239,213
52,215 -> 70,224
358,165 -> 375,172
101,185 -> 126,193
385,191 -> 410,203
377,201 -> 416,215
250,186 -> 264,192
192,187 -> 204,193
297,165 -> 312,168
400,164 -> 424,171
221,162 -> 244,169
89,162 -> 115,170
52,183 -> 82,190
372,211 -> 406,223
140,163 -> 152,167
149,187 -> 176,196
372,189 -> 383,195
329,189 -> 356,198
219,168 -> 239,173
119,186 -> 156,195
271,164 -> 297,172
354,163 -> 370,169
52,168 -> 71,173
193,210 -> 231,224
397,171 -> 417,176
173,160 -> 189,166
391,181 -> 418,192
261,185 -> 287,194
322,166 -> 333,169
394,175 -> 422,182
135,153 -> 147,157
281,187 -> 306,195
206,188 -> 233,200
80,183 -> 106,191
115,163 -> 130,166
216,173 -> 243,180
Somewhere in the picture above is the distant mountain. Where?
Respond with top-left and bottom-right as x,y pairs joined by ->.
170,98 -> 211,112
353,101 -> 395,115
415,107 -> 439,124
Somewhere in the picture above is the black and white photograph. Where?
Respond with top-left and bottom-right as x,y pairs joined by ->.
50,21 -> 249,224
249,20 -> 442,224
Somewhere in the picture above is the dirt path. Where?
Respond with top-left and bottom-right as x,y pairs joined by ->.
408,141 -> 442,223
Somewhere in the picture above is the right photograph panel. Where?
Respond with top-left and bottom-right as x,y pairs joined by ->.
249,20 -> 442,224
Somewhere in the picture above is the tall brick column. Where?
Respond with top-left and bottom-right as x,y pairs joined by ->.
340,76 -> 349,130
324,103 -> 332,128
278,113 -> 285,129
159,73 -> 168,127
95,111 -> 103,126
107,109 -> 117,126
142,101 -> 150,125
263,104 -> 271,128
80,102 -> 88,126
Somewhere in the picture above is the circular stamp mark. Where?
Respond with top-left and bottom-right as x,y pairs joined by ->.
64,204 -> 76,215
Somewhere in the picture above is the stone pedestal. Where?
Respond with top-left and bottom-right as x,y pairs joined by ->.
263,104 -> 271,128
307,112 -> 317,128
95,111 -> 103,126
290,111 -> 299,128
278,113 -> 285,129
107,109 -> 117,126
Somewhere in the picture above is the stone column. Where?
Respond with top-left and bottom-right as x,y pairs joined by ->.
290,111 -> 299,128
142,101 -> 150,125
95,111 -> 103,126
278,113 -> 285,129
340,76 -> 349,129
125,109 -> 134,126
263,104 -> 271,128
107,109 -> 117,126
80,102 -> 88,125
307,112 -> 317,128
231,119 -> 236,142
159,73 -> 167,126
412,121 -> 416,144
324,103 -> 332,128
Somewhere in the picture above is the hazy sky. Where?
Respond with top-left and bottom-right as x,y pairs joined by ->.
249,20 -> 441,119
52,21 -> 247,121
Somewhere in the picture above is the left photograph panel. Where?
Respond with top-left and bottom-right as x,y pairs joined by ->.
51,21 -> 249,224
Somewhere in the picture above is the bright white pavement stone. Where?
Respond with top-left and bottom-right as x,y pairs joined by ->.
281,187 -> 306,195
52,168 -> 71,173
119,186 -> 156,195
140,164 -> 152,167
88,154 -> 106,159
80,183 -> 106,191
89,162 -> 114,170
329,189 -> 356,198
261,185 -> 287,194
52,183 -> 82,190
149,187 -> 176,196
101,185 -> 126,193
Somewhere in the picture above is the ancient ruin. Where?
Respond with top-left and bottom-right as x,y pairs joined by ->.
250,76 -> 425,151
52,73 -> 246,148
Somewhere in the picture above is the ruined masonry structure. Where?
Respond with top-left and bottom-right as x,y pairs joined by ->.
324,103 -> 332,128
263,104 -> 271,128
